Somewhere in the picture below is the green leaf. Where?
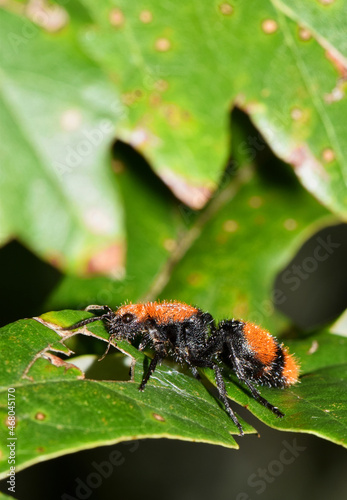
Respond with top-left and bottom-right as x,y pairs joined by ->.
0,311 -> 256,477
203,328 -> 347,448
1,309 -> 347,477
286,330 -> 347,374
44,144 -> 180,310
0,493 -> 17,500
1,0 -> 346,481
71,0 -> 347,215
1,1 -> 346,279
0,9 -> 126,275
276,0 -> 347,56
160,166 -> 331,333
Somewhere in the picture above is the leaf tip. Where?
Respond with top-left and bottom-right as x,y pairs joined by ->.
159,168 -> 214,209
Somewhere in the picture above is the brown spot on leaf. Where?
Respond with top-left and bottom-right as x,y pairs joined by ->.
87,243 -> 125,278
112,158 -> 125,174
298,26 -> 312,41
248,196 -> 263,208
26,0 -> 68,32
261,19 -> 278,34
322,147 -> 335,163
163,103 -> 190,127
122,92 -> 136,106
109,8 -> 124,27
149,92 -> 162,107
219,3 -> 234,15
159,168 -> 213,209
154,79 -> 169,92
37,447 -> 45,453
155,38 -> 171,52
152,413 -> 165,422
35,412 -> 46,421
291,107 -> 303,121
121,89 -> 144,106
283,218 -> 298,231
163,238 -> 177,252
139,10 -> 152,23
223,220 -> 238,232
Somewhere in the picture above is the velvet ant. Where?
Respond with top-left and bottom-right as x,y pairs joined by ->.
67,300 -> 299,435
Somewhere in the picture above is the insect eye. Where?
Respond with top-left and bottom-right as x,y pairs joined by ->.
121,313 -> 135,324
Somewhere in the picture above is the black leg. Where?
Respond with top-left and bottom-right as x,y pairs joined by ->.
139,353 -> 162,391
200,331 -> 224,358
240,377 -> 284,418
213,364 -> 244,436
138,334 -> 150,351
201,312 -> 217,334
189,366 -> 200,379
227,340 -> 284,418
65,313 -> 110,331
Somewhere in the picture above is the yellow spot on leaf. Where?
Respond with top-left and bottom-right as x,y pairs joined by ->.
249,196 -> 263,208
223,220 -> 238,232
284,218 -> 298,231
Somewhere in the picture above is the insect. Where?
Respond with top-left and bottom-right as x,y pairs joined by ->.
67,300 -> 299,435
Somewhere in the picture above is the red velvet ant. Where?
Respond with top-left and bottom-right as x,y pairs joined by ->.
67,300 -> 299,435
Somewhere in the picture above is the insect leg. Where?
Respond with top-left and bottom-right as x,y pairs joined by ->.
227,340 -> 284,418
213,364 -> 244,436
139,353 -> 163,392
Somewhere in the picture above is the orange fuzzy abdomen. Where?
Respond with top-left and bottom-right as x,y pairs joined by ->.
243,322 -> 278,365
242,321 -> 299,386
281,348 -> 300,386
